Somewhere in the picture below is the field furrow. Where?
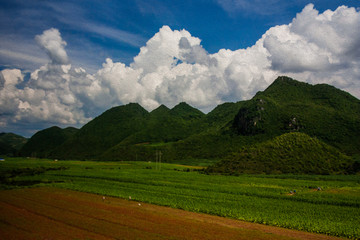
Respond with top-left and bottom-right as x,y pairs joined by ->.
0,187 -> 347,240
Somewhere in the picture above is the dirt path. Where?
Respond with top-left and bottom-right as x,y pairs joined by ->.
0,187 -> 344,240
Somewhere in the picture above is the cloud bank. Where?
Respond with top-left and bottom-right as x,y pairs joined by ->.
1,4 -> 359,135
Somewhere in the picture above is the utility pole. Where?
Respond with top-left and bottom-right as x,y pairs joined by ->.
155,150 -> 158,170
159,150 -> 162,171
155,150 -> 162,171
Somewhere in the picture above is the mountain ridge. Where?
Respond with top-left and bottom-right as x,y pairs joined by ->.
15,76 -> 360,173
0,132 -> 28,156
19,126 -> 78,158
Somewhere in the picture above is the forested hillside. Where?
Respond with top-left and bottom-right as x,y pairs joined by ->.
17,76 -> 360,173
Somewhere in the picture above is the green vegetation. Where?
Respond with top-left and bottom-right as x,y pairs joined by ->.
207,132 -> 355,174
19,126 -> 78,158
1,158 -> 359,239
245,76 -> 360,154
43,102 -> 209,160
114,102 -> 207,146
0,132 -> 27,156
49,103 -> 149,159
2,77 -> 358,237
15,77 -> 360,168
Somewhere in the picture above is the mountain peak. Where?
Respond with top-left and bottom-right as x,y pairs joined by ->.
267,76 -> 310,90
150,104 -> 170,116
254,76 -> 313,101
20,126 -> 77,158
170,102 -> 205,119
123,102 -> 147,111
102,103 -> 149,119
14,76 -> 360,163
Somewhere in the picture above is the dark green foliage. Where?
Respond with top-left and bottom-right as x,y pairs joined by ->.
50,103 -> 149,159
207,132 -> 354,174
0,141 -> 14,156
0,132 -> 28,150
117,102 -> 207,145
205,101 -> 244,133
169,102 -> 205,119
50,102 -> 209,160
101,103 -> 208,161
249,76 -> 360,154
150,104 -> 170,116
20,126 -> 78,158
19,77 -> 360,172
206,102 -> 243,125
0,165 -> 67,187
0,132 -> 27,156
232,101 -> 265,135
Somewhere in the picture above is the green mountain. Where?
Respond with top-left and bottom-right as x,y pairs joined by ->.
205,101 -> 244,132
50,102 -> 206,160
0,133 -> 28,156
50,103 -> 149,159
206,132 -> 355,175
0,132 -> 27,150
100,102 -> 207,161
230,76 -> 360,154
101,76 -> 359,165
150,104 -> 170,116
117,102 -> 206,145
19,76 -> 360,174
169,102 -> 205,119
19,126 -> 78,158
145,76 -> 359,164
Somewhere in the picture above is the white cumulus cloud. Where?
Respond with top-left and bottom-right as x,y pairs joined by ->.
261,3 -> 360,96
35,28 -> 69,65
1,4 -> 360,136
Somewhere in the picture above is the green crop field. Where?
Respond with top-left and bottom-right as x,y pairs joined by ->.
1,158 -> 359,239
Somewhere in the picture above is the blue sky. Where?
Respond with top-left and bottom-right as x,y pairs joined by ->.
1,0 -> 360,137
1,0 -> 358,72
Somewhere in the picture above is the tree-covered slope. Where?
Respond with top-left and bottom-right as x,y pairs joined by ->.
0,132 -> 28,156
0,132 -> 28,150
19,76 -> 360,167
100,102 -> 208,161
52,102 -> 207,160
207,132 -> 355,174
51,103 -> 149,159
118,102 -> 206,145
231,76 -> 360,154
19,126 -> 78,158
0,141 -> 14,156
204,101 -> 244,132
149,76 -> 360,163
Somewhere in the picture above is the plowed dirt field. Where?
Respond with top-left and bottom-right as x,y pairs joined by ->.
0,188 -> 344,240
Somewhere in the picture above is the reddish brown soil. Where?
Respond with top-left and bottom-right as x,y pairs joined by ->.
0,187 -> 344,240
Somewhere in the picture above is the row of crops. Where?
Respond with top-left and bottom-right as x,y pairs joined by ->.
1,158 -> 359,239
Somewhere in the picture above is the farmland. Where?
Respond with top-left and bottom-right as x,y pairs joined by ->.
0,187 -> 346,240
1,158 -> 360,239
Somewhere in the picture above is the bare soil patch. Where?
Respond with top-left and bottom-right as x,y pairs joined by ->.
0,187 -> 344,240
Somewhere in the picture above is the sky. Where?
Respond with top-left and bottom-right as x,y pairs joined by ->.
0,0 -> 360,137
